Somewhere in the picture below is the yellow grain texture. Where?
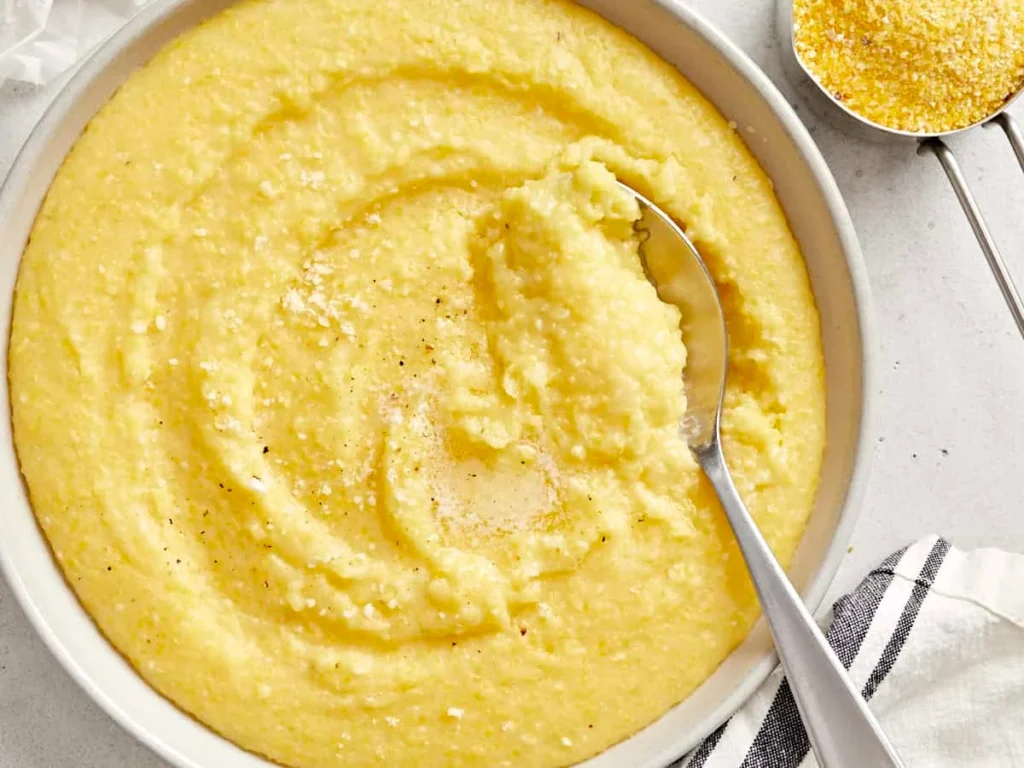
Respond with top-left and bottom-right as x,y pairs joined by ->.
794,0 -> 1024,133
12,0 -> 825,765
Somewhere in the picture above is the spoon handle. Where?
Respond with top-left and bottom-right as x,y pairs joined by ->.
696,437 -> 904,768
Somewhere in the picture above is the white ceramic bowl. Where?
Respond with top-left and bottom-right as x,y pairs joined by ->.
0,1 -> 872,766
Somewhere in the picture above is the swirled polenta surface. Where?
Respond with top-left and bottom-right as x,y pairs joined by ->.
10,0 -> 825,765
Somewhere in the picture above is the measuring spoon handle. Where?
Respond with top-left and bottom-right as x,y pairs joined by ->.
992,113 -> 1024,172
919,136 -> 1024,339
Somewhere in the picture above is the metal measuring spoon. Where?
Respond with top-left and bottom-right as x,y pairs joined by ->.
776,0 -> 1024,338
623,182 -> 905,768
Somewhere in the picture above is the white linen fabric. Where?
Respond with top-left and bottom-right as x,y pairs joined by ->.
0,0 -> 148,87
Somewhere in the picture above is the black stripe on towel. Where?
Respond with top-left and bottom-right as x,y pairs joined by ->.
861,538 -> 950,699
734,543 -> 912,768
737,680 -> 807,768
685,721 -> 728,768
832,543 -> 909,669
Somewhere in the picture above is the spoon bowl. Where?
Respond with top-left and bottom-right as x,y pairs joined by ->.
623,183 -> 725,452
623,182 -> 904,768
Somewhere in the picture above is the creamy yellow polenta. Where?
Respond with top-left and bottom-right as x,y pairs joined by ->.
10,0 -> 825,765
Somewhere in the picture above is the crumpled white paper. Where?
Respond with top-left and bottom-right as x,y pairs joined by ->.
1,0 -> 150,87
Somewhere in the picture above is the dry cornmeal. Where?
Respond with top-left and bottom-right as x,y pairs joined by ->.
794,0 -> 1024,133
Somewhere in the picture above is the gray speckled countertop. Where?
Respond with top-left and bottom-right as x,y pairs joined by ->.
3,1 -> 1024,766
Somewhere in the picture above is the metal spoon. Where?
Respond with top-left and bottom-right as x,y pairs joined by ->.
623,182 -> 904,768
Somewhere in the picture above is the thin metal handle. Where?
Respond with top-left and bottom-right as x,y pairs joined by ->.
991,113 -> 1024,172
919,137 -> 1024,338
697,437 -> 904,768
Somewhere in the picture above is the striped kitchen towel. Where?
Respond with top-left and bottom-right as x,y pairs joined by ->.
678,536 -> 1024,767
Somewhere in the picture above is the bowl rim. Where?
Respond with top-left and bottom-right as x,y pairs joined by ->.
0,1 -> 874,767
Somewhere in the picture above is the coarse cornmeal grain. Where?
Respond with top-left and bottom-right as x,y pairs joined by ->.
794,0 -> 1024,133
